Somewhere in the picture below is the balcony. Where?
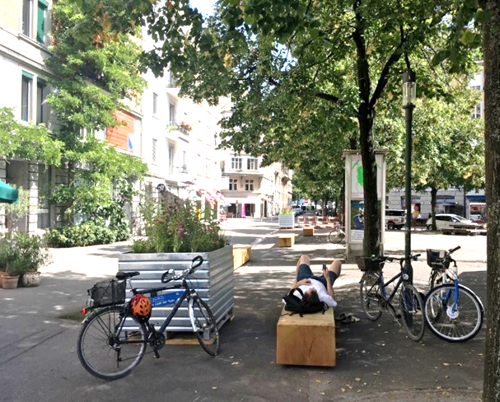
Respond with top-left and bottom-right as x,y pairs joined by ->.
166,121 -> 192,137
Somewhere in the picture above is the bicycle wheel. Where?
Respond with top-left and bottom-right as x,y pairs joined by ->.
190,297 -> 220,356
360,272 -> 383,321
399,283 -> 425,342
328,229 -> 342,244
424,284 -> 484,342
77,306 -> 147,380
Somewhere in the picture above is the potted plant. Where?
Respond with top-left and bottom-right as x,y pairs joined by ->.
0,233 -> 52,288
278,207 -> 295,229
122,194 -> 234,331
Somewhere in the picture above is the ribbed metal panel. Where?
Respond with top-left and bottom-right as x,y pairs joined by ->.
118,245 -> 234,332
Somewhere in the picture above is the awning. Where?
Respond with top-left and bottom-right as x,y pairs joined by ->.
0,181 -> 18,204
223,197 -> 266,204
466,195 -> 485,202
200,190 -> 216,206
213,190 -> 226,204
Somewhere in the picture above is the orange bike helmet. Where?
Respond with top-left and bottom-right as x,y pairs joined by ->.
131,294 -> 152,318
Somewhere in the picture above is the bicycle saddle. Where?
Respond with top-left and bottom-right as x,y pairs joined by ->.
116,271 -> 140,280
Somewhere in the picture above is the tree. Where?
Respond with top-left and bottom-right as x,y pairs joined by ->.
0,107 -> 63,166
432,1 -> 500,399
481,1 -> 500,400
125,0 -> 476,256
3,186 -> 30,235
378,79 -> 484,228
46,0 -> 148,230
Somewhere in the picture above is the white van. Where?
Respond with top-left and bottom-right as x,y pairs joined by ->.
385,209 -> 406,230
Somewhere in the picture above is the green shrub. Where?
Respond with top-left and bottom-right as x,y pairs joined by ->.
0,233 -> 52,274
130,196 -> 228,253
47,220 -> 124,247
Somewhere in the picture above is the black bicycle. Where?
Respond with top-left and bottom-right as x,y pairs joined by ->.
77,256 -> 220,380
358,253 -> 425,342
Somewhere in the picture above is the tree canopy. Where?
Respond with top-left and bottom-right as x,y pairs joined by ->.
46,0 -> 148,226
78,1 -> 481,255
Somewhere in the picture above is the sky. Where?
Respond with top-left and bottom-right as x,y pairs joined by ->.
189,0 -> 216,17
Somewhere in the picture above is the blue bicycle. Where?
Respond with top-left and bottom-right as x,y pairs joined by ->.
424,246 -> 484,342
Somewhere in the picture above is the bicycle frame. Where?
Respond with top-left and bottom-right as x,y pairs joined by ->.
430,256 -> 460,313
114,278 -> 199,343
370,269 -> 404,304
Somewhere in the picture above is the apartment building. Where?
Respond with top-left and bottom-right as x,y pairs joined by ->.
0,0 -> 56,233
220,153 -> 292,218
141,29 -> 224,205
0,2 -> 292,233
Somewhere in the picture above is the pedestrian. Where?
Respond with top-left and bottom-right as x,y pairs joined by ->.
289,255 -> 341,307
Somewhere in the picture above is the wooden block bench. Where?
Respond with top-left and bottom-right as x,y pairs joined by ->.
233,246 -> 251,270
278,234 -> 296,247
303,227 -> 314,236
277,306 -> 336,367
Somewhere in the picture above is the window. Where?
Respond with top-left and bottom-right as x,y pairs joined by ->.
23,0 -> 32,36
231,157 -> 242,170
247,158 -> 258,170
245,180 -> 254,191
37,165 -> 50,229
473,104 -> 482,119
21,72 -> 33,122
229,179 -> 238,191
169,103 -> 175,125
152,138 -> 157,163
37,0 -> 48,44
37,79 -> 47,124
168,144 -> 174,175
153,92 -> 158,115
182,151 -> 187,172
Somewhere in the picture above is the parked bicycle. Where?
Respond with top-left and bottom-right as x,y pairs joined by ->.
328,222 -> 345,244
77,256 -> 220,381
358,253 -> 425,342
424,246 -> 484,342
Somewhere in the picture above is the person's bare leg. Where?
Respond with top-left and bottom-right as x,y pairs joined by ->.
295,255 -> 310,278
328,259 -> 342,277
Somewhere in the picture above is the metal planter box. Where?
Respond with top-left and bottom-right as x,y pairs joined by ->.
279,215 -> 295,229
118,245 -> 234,332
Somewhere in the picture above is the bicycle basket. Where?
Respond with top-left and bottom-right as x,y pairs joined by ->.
356,256 -> 384,271
426,249 -> 446,268
87,280 -> 126,308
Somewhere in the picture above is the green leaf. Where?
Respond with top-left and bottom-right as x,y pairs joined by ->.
431,50 -> 451,66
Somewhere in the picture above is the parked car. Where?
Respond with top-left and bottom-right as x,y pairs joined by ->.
293,208 -> 303,217
385,209 -> 406,230
426,214 -> 483,234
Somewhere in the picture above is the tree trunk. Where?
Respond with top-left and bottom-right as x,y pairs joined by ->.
482,1 -> 500,400
430,186 -> 438,230
359,103 -> 380,256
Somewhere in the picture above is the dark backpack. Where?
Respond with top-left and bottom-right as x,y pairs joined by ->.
282,288 -> 328,317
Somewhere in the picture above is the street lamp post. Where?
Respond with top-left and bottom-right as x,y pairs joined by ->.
402,71 -> 416,281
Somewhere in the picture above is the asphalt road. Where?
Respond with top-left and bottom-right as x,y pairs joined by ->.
0,219 -> 487,401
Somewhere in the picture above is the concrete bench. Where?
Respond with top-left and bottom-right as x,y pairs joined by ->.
278,234 -> 296,247
276,285 -> 336,367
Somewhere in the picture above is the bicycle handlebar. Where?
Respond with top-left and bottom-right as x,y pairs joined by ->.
449,245 -> 461,254
161,256 -> 204,284
375,254 -> 421,263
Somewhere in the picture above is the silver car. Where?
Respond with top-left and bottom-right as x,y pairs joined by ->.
426,214 -> 482,234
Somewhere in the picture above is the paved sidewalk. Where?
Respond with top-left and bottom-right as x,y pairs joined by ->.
0,224 -> 487,402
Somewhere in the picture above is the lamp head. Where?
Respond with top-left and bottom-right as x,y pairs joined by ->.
402,71 -> 416,107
